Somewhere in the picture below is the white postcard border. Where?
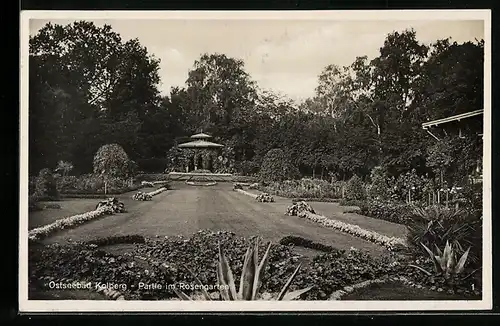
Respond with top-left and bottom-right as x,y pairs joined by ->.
19,9 -> 492,312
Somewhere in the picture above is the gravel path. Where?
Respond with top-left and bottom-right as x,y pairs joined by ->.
39,183 -> 392,256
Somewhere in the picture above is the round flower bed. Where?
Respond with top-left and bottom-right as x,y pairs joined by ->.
286,201 -> 316,216
132,192 -> 152,201
256,193 -> 275,203
96,197 -> 125,213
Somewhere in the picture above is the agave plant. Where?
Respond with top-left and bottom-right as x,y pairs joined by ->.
408,241 -> 473,280
173,239 -> 313,300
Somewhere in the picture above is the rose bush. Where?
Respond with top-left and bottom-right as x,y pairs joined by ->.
256,193 -> 275,203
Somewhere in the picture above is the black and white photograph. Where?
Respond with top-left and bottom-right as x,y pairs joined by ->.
19,10 -> 492,312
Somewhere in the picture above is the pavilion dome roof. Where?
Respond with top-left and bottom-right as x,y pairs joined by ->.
178,139 -> 224,148
190,132 -> 212,139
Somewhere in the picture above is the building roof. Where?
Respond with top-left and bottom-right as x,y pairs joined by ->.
178,140 -> 224,148
190,132 -> 212,139
422,109 -> 483,129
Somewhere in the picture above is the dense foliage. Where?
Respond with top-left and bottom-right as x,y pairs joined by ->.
30,23 -> 483,190
259,149 -> 300,182
29,231 -> 480,300
34,168 -> 59,200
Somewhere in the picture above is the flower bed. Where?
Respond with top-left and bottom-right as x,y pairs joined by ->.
259,179 -> 339,199
358,199 -> 414,224
147,187 -> 167,196
96,197 -> 126,213
28,207 -> 114,241
293,198 -> 340,203
29,230 -> 480,300
132,192 -> 152,201
140,181 -> 155,187
285,201 -> 316,216
294,211 -> 407,251
256,193 -> 275,203
29,230 -> 401,300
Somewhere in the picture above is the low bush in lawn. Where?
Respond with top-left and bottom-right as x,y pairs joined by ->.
29,230 -> 480,300
259,178 -> 338,199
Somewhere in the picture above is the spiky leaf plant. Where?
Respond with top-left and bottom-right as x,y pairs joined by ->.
173,239 -> 313,300
408,241 -> 476,281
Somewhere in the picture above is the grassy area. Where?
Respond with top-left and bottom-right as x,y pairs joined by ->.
341,281 -> 466,300
36,182 -> 392,257
244,187 -> 408,239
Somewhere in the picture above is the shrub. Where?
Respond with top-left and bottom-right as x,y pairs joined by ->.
96,197 -> 126,213
285,201 -> 316,217
132,192 -> 152,201
236,160 -> 260,176
260,178 -> 337,199
367,166 -> 393,200
233,183 -> 243,190
339,199 -> 365,207
93,144 -> 131,178
34,168 -> 59,200
345,175 -> 366,201
393,169 -> 428,202
57,174 -> 134,194
259,149 -> 300,183
56,175 -> 79,193
406,205 -> 482,266
256,193 -> 274,203
358,199 -> 413,224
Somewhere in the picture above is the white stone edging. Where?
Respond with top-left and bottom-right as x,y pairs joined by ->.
299,212 -> 407,251
235,188 -> 258,199
28,207 -> 112,241
147,187 -> 167,196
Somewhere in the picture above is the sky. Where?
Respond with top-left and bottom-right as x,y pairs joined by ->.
29,18 -> 484,102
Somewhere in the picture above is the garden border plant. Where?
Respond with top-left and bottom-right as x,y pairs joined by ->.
285,202 -> 406,251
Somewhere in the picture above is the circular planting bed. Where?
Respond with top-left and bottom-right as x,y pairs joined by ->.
185,181 -> 217,186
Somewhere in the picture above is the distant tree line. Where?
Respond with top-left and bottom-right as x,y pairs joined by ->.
29,21 -> 483,187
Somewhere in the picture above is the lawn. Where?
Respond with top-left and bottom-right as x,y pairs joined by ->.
33,182 -> 393,257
